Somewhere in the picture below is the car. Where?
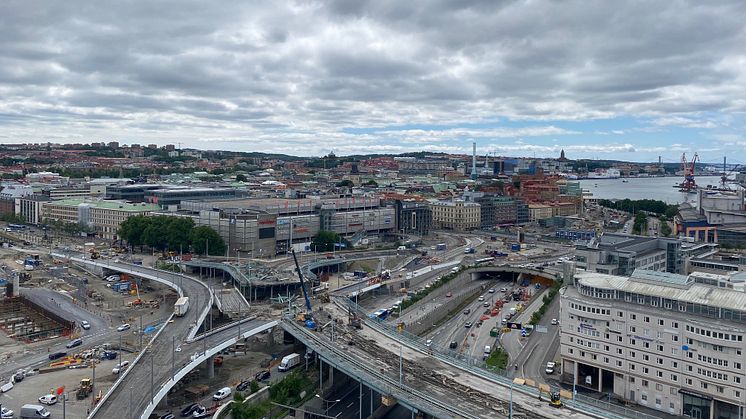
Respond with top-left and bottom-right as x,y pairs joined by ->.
488,288 -> 495,293
1,407 -> 14,419
478,296 -> 485,302
159,413 -> 175,419
191,405 -> 208,418
117,323 -> 131,332
66,338 -> 83,348
254,369 -> 271,381
38,394 -> 58,405
425,339 -> 433,347
180,403 -> 200,417
236,379 -> 252,392
112,360 -> 130,374
545,361 -> 556,374
212,387 -> 232,401
463,308 -> 471,315
449,341 -> 458,349
464,322 -> 473,328
483,302 -> 490,307
49,351 -> 67,360
445,292 -> 452,298
500,287 -> 508,292
81,320 -> 91,330
551,318 -> 558,325
13,370 -> 24,382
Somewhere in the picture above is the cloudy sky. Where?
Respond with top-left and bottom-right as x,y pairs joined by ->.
2,1 -> 746,163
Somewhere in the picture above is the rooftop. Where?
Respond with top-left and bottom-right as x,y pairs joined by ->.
575,269 -> 746,312
48,199 -> 160,212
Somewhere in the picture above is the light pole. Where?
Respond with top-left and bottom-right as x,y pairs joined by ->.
315,394 -> 340,414
509,379 -> 513,419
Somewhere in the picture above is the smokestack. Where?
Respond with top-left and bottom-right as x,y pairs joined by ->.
471,142 -> 477,180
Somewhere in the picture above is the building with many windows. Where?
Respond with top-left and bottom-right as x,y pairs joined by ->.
42,199 -> 160,240
429,199 -> 481,231
560,269 -> 746,419
574,233 -> 683,275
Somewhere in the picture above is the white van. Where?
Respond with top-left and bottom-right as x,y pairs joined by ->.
212,387 -> 232,401
483,345 -> 491,360
278,353 -> 301,371
21,404 -> 51,418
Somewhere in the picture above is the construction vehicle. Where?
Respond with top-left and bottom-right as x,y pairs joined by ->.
76,378 -> 92,399
291,249 -> 316,329
548,391 -> 563,408
89,248 -> 100,260
348,307 -> 362,329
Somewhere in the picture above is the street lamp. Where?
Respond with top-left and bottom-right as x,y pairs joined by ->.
315,394 -> 340,414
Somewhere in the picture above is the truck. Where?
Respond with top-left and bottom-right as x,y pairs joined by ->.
510,243 -> 521,252
20,404 -> 51,418
435,243 -> 447,251
174,296 -> 189,317
278,353 -> 301,371
464,247 -> 476,254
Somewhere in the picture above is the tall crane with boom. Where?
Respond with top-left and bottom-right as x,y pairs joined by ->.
291,249 -> 316,329
679,152 -> 699,193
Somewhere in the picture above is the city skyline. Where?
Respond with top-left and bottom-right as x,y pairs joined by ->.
2,1 -> 746,162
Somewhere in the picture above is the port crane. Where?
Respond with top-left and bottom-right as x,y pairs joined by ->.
679,152 -> 699,193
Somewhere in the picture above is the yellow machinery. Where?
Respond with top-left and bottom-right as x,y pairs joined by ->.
76,378 -> 92,399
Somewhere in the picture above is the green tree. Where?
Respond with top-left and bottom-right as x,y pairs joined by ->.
312,230 -> 344,252
190,225 -> 226,256
164,216 -> 194,251
336,179 -> 354,187
118,215 -> 151,249
235,174 -> 248,182
659,216 -> 672,237
632,212 -> 648,235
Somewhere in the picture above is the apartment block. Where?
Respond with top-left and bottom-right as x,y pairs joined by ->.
429,200 -> 481,231
560,269 -> 746,419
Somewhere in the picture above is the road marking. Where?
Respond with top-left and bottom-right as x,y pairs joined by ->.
346,402 -> 354,408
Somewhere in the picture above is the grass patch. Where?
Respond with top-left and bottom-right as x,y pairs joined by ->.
232,369 -> 315,419
400,266 -> 466,312
528,281 -> 563,326
485,348 -> 509,370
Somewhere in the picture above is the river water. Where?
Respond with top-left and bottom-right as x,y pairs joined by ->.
577,176 -> 725,205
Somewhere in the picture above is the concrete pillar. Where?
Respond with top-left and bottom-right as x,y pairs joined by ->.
597,367 -> 602,392
267,328 -> 275,348
328,363 -> 334,389
206,356 -> 215,379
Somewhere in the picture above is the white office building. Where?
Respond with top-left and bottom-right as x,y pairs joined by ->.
560,269 -> 746,419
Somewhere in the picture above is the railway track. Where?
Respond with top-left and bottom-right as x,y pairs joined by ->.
329,323 -> 548,419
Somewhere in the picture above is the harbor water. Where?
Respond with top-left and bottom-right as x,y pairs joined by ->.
577,176 -> 725,205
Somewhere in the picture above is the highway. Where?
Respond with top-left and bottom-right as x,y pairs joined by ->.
513,296 -> 561,383
51,254 -> 214,419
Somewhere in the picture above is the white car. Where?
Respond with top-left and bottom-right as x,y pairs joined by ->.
81,320 -> 91,330
1,407 -> 14,418
212,387 -> 232,401
425,339 -> 433,347
545,361 -> 556,374
551,318 -> 558,325
478,296 -> 485,302
112,360 -> 130,374
117,323 -> 131,332
488,288 -> 495,293
38,394 -> 58,405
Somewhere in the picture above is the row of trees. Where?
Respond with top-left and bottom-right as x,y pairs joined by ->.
311,230 -> 351,252
598,198 -> 679,218
118,215 -> 226,255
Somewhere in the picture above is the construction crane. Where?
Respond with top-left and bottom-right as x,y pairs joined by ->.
679,152 -> 699,193
291,249 -> 316,329
720,156 -> 741,190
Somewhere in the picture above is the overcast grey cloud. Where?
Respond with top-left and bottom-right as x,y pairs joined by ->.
1,1 -> 746,160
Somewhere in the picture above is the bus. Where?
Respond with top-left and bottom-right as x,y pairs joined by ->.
369,309 -> 389,322
7,224 -> 26,230
475,257 -> 495,265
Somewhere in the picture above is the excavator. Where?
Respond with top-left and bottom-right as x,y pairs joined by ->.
291,249 -> 316,329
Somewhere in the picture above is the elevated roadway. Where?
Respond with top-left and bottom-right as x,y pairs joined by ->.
50,253 -> 215,419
